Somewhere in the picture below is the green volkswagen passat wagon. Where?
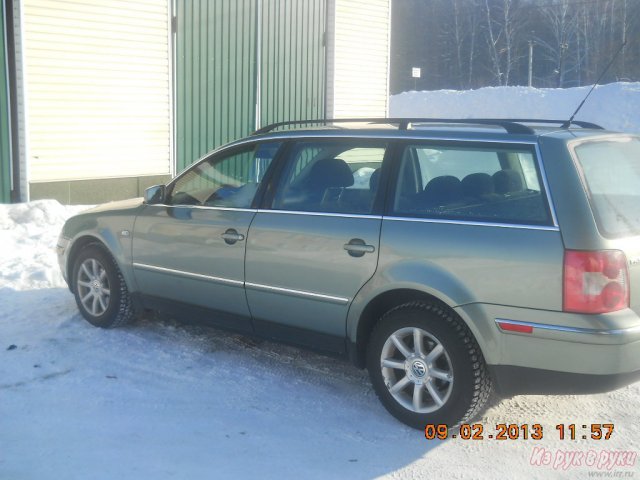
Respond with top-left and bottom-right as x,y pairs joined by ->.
58,119 -> 640,429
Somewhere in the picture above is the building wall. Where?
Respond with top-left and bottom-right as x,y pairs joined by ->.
12,0 -> 28,202
326,0 -> 390,118
22,0 -> 172,202
257,0 -> 326,129
4,0 -> 391,204
0,0 -> 11,202
174,0 -> 256,173
175,0 -> 326,173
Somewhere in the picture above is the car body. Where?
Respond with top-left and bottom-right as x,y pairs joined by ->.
58,119 -> 640,428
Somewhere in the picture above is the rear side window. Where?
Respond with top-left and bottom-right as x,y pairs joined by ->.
272,141 -> 387,214
392,143 -> 551,225
573,137 -> 640,238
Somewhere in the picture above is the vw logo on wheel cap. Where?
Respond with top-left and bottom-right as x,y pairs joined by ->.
411,360 -> 427,378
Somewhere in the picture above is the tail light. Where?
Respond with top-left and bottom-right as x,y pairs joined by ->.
563,250 -> 629,314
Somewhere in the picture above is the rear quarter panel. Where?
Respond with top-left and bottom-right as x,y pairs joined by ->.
347,219 -> 565,349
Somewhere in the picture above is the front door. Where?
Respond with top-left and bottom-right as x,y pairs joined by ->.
132,142 -> 281,331
245,139 -> 389,351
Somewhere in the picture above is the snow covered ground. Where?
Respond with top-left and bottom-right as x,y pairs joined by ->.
2,84 -> 640,478
391,82 -> 640,134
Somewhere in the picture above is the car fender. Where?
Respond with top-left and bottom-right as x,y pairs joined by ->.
63,207 -> 141,293
346,259 -> 481,345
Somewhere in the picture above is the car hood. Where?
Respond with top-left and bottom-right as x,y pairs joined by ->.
61,197 -> 145,241
80,197 -> 145,215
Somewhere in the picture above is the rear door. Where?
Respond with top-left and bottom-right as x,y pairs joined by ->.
244,139 -> 390,352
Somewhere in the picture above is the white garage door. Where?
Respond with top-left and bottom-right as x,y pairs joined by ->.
23,0 -> 171,183
327,0 -> 390,118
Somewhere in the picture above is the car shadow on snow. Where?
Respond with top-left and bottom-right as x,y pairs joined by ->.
1,287 -> 442,480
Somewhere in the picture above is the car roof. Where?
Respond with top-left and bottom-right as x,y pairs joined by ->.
244,118 -> 625,142
210,119 -> 630,160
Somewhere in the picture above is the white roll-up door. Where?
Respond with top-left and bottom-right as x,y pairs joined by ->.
23,0 -> 170,183
327,0 -> 390,118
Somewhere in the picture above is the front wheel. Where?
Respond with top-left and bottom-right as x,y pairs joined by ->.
72,245 -> 134,328
367,301 -> 492,429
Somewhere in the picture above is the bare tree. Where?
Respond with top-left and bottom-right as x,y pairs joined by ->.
439,0 -> 482,89
482,0 -> 527,86
535,0 -> 580,87
389,0 -> 640,94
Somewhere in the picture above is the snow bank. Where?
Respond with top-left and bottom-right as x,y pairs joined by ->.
0,200 -> 89,290
390,82 -> 640,134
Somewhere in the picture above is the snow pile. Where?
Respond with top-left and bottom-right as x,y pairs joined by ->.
390,82 -> 640,134
0,200 -> 89,290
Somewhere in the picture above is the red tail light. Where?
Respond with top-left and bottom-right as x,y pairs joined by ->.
563,250 -> 629,314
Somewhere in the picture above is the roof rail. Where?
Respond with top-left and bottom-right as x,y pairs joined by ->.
253,117 -> 605,136
496,118 -> 604,130
253,118 -> 535,135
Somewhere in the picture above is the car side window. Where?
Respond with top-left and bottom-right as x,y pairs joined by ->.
168,142 -> 281,208
271,141 -> 387,214
392,144 -> 551,225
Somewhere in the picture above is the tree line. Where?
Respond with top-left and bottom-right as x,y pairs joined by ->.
390,0 -> 640,93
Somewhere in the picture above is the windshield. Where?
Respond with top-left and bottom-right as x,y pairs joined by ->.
573,136 -> 640,238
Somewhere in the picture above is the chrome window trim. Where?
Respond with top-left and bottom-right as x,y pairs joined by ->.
245,282 -> 350,305
145,204 -> 258,213
254,209 -> 559,230
133,263 -> 244,287
384,216 -> 560,231
256,209 -> 382,220
495,318 -> 640,336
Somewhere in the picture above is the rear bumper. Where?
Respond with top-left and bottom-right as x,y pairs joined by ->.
489,365 -> 640,396
455,303 -> 640,395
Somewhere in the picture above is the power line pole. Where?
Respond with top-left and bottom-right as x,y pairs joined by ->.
528,40 -> 534,87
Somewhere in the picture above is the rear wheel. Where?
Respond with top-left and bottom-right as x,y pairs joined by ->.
72,245 -> 134,328
367,301 -> 492,429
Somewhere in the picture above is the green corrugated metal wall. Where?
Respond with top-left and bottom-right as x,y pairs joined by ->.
0,0 -> 11,203
175,0 -> 326,172
175,0 -> 256,173
259,0 -> 325,127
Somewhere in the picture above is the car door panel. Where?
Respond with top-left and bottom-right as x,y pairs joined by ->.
245,212 -> 381,339
132,206 -> 254,324
131,141 -> 282,332
244,140 -> 388,344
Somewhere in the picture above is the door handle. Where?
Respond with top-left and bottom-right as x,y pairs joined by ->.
221,229 -> 245,245
344,238 -> 375,257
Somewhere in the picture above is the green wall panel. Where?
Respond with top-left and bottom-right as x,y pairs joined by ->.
176,0 -> 256,173
259,0 -> 325,128
0,0 -> 11,203
175,0 -> 326,173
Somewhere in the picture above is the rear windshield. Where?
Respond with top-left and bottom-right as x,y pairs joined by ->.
573,137 -> 640,238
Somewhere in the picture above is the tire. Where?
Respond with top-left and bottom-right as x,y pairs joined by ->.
72,244 -> 134,328
367,301 -> 492,429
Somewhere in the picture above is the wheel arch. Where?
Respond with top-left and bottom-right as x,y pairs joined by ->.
349,288 -> 455,368
66,233 -> 133,294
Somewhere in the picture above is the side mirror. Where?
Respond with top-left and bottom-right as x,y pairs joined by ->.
144,185 -> 166,205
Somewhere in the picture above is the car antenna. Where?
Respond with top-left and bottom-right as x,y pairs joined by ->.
562,40 -> 627,129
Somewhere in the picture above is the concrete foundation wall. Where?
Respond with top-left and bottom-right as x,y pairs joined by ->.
29,174 -> 171,205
